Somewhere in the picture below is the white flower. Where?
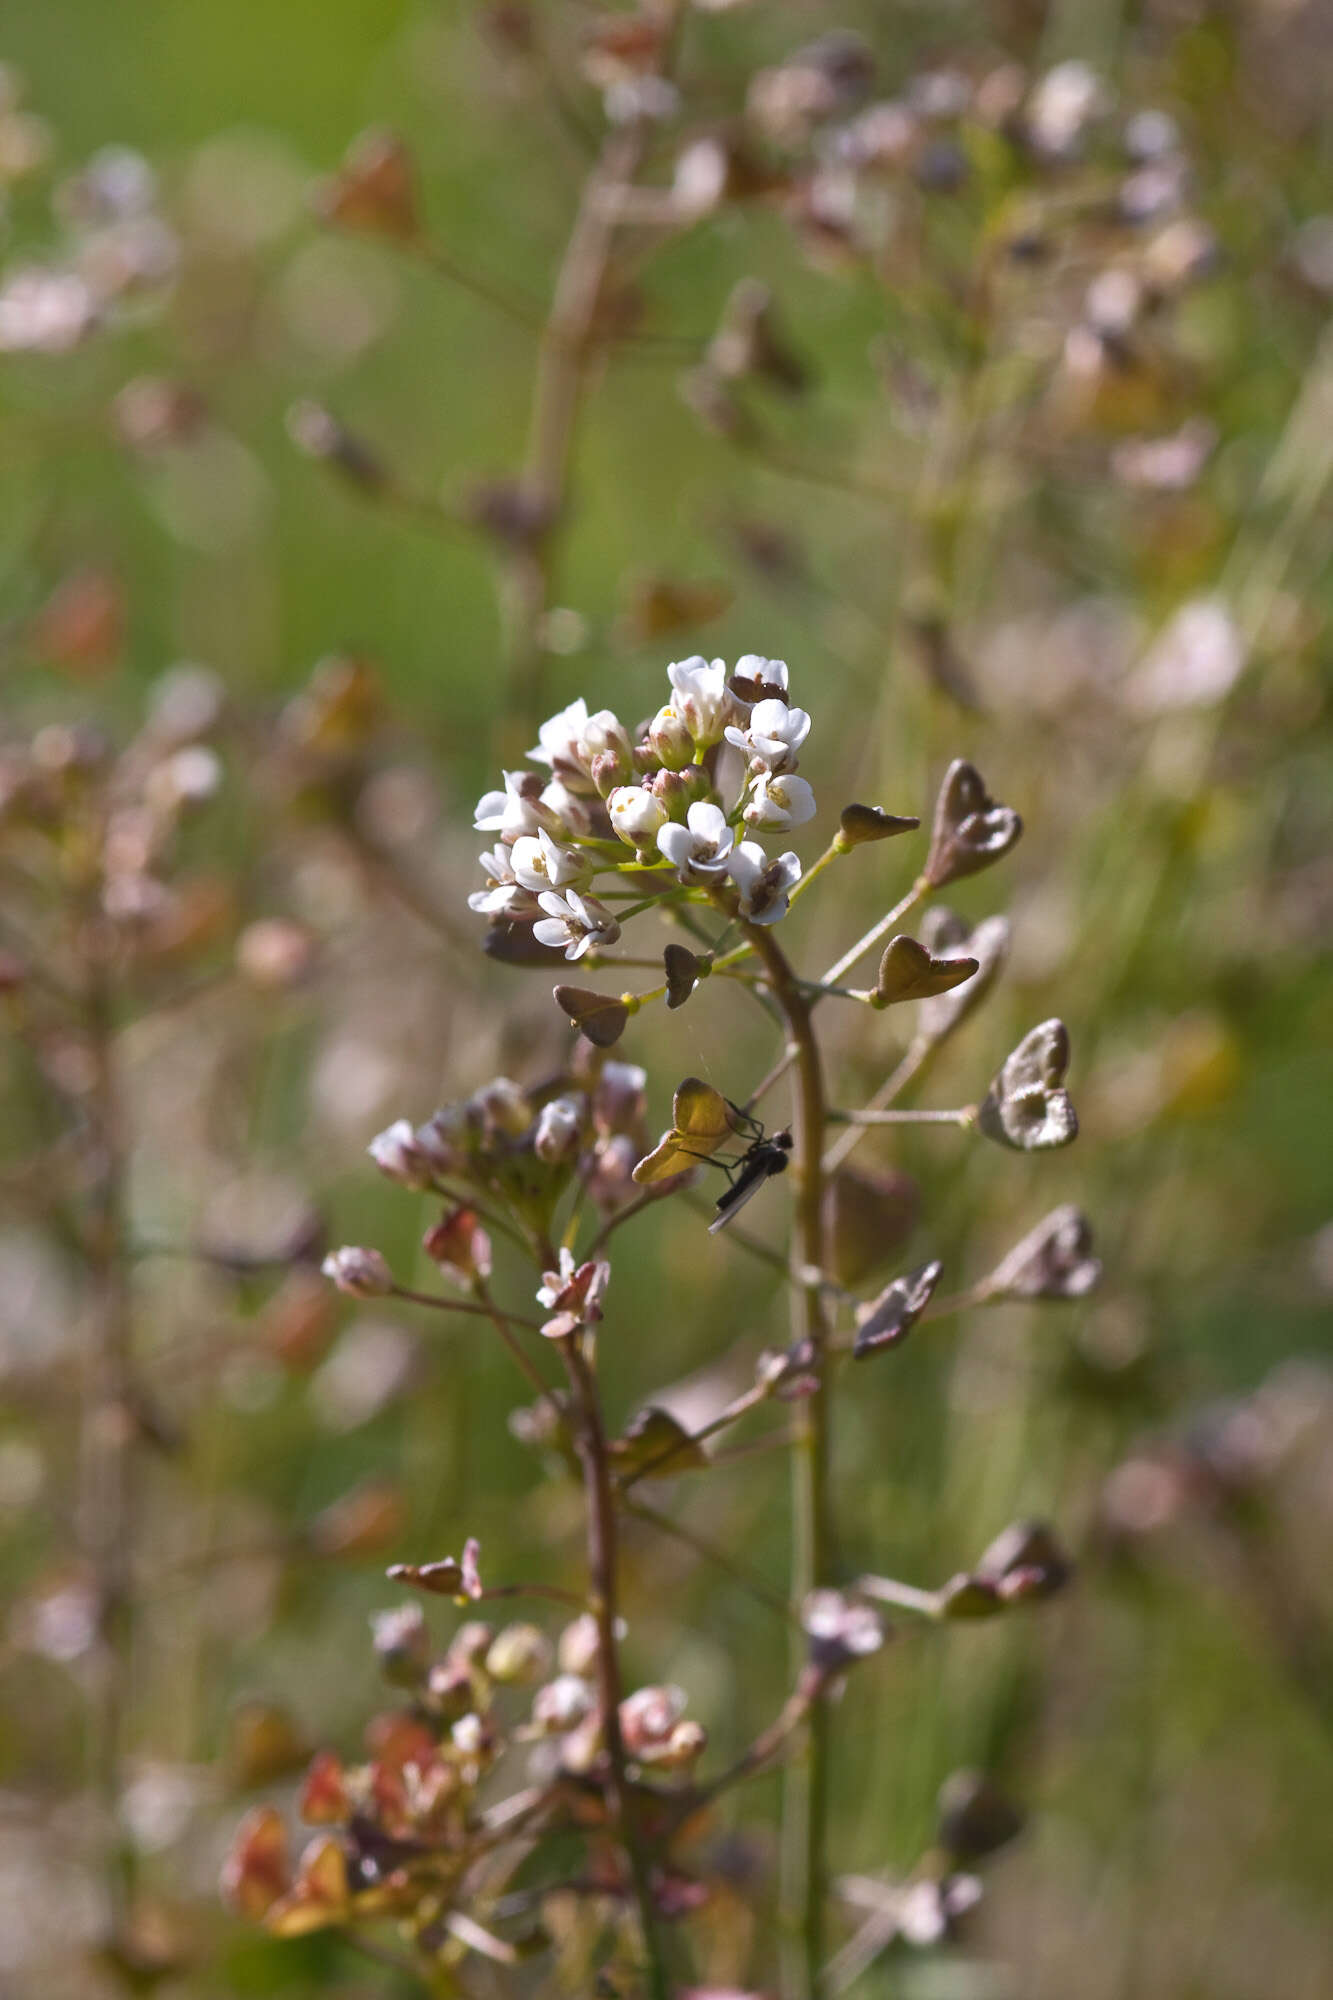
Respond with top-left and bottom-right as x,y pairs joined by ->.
468,846 -> 539,917
474,770 -> 545,839
728,840 -> 802,925
733,654 -> 789,699
725,697 -> 811,772
530,698 -> 589,769
743,770 -> 817,831
530,701 -> 632,785
533,889 -> 621,960
533,1094 -> 586,1164
609,785 -> 669,846
510,829 -> 587,894
536,1246 -> 577,1309
657,800 -> 735,883
666,656 -> 731,747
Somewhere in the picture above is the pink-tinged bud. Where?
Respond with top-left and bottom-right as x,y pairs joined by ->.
322,1246 -> 393,1297
370,1603 -> 431,1687
367,1118 -> 434,1189
533,1093 -> 585,1164
422,1206 -> 492,1286
469,1075 -> 531,1139
647,703 -> 695,771
593,1060 -> 648,1136
557,1612 -> 600,1678
648,767 -> 695,820
590,745 -> 634,798
415,1106 -> 469,1175
619,1684 -> 689,1763
530,1673 -> 594,1734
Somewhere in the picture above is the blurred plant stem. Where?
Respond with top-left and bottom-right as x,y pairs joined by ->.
562,1337 -> 671,2000
80,914 -> 138,1960
497,12 -> 682,758
741,917 -> 832,1999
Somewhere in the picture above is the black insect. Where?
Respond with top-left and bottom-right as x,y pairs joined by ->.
631,1078 -> 793,1232
705,1103 -> 794,1235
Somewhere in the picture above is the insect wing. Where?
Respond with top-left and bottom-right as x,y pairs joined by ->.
633,1076 -> 733,1184
708,1152 -> 779,1232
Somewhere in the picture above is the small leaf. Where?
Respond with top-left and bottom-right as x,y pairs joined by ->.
611,1406 -> 708,1480
978,1019 -> 1079,1152
924,759 -> 1022,888
873,934 -> 979,1007
838,802 -> 920,847
554,984 -> 629,1048
917,908 -> 1010,1044
985,1205 -> 1100,1300
853,1258 -> 943,1358
663,943 -> 702,1010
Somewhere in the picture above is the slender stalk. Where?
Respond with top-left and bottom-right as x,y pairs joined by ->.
80,924 -> 138,1954
738,917 -> 833,1997
822,1035 -> 934,1176
560,1338 -> 670,2000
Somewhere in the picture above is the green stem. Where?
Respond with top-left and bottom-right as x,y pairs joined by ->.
561,1339 -> 671,2000
738,916 -> 832,1998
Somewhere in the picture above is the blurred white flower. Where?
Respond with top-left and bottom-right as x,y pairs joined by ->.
468,845 -> 539,917
744,770 -> 816,831
657,800 -> 734,882
533,889 -> 621,960
533,1094 -> 586,1164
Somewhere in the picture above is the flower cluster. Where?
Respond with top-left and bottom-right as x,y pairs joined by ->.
470,655 -> 815,957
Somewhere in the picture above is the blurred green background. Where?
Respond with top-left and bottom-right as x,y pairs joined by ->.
2,1 -> 1332,1995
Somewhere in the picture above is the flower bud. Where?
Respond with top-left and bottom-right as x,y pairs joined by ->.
322,1246 -> 393,1297
533,1093 -> 585,1164
590,747 -> 632,797
557,1612 -> 600,1678
368,1118 -> 435,1189
593,1060 -> 647,1136
415,1106 -> 469,1175
619,1684 -> 688,1762
608,784 -> 669,847
469,1076 -> 531,1139
485,1622 -> 552,1685
422,1206 -> 492,1286
647,703 -> 695,771
530,1673 -> 594,1734
370,1603 -> 431,1688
